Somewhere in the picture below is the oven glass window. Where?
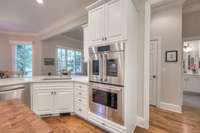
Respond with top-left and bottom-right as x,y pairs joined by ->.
92,60 -> 99,75
92,89 -> 117,109
107,59 -> 118,77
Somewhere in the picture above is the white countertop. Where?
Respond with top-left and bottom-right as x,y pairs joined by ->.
0,76 -> 89,87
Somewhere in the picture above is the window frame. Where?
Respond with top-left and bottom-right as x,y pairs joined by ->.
10,41 -> 33,76
56,46 -> 83,75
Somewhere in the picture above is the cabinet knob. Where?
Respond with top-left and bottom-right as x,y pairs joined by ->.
79,92 -> 82,95
79,108 -> 82,112
105,37 -> 107,40
102,37 -> 104,41
51,91 -> 54,95
78,99 -> 82,102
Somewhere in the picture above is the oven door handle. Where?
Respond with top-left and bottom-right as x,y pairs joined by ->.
90,85 -> 122,92
103,54 -> 108,82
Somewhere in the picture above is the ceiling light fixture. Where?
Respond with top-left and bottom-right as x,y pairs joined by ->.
36,0 -> 44,4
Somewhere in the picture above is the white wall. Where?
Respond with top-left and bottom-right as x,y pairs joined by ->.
41,35 -> 83,75
183,11 -> 200,39
151,5 -> 183,109
0,33 -> 42,76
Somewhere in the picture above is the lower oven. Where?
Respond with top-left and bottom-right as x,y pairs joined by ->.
89,82 -> 124,125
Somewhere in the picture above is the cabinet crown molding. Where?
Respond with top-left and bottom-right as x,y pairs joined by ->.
86,0 -> 110,11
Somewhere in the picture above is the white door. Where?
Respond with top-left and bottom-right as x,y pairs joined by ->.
54,89 -> 73,113
33,90 -> 53,115
89,5 -> 105,45
105,0 -> 125,42
150,40 -> 158,105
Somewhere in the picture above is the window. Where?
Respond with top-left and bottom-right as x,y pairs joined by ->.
15,44 -> 33,76
57,48 -> 83,74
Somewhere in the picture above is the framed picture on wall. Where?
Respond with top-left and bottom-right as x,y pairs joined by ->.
165,50 -> 178,62
44,58 -> 55,65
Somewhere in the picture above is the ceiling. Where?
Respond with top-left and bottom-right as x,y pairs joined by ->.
62,27 -> 83,41
0,0 -> 96,33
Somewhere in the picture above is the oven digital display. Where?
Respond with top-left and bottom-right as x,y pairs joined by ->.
97,46 -> 110,52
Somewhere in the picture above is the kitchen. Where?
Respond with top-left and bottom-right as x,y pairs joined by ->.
0,0 -> 149,133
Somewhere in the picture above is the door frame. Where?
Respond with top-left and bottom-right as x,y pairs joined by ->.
150,37 -> 162,107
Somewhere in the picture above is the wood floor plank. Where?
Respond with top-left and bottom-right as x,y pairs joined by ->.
43,105 -> 200,133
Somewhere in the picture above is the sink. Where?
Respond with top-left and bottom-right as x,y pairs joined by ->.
42,77 -> 72,81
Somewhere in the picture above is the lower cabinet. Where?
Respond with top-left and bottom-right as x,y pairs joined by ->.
74,83 -> 89,120
32,83 -> 74,115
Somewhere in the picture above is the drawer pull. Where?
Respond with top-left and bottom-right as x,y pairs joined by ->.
102,123 -> 106,126
78,99 -> 82,102
78,86 -> 82,88
78,108 -> 82,112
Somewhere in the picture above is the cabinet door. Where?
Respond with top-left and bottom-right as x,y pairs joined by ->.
89,5 -> 105,45
105,0 -> 125,42
54,89 -> 73,113
33,90 -> 53,115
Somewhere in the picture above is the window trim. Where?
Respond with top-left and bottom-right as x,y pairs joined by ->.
10,41 -> 33,76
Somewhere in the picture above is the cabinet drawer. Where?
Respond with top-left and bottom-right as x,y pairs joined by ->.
74,89 -> 88,98
75,83 -> 88,90
75,104 -> 88,119
74,97 -> 88,106
33,82 -> 73,89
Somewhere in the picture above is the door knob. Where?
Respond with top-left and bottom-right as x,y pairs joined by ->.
153,75 -> 156,78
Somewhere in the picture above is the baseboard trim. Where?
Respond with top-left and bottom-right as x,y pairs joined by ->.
136,116 -> 149,129
159,102 -> 182,113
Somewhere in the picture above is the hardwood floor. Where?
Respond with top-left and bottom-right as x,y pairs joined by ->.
135,105 -> 200,133
43,115 -> 106,133
43,105 -> 200,133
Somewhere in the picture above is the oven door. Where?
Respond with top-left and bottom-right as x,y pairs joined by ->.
89,84 -> 107,119
89,53 -> 103,83
102,51 -> 124,86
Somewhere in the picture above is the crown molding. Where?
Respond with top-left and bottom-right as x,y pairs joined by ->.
152,0 -> 186,13
0,31 -> 38,37
38,12 -> 87,41
183,2 -> 200,14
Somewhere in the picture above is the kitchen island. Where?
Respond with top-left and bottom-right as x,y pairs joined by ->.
0,100 -> 52,133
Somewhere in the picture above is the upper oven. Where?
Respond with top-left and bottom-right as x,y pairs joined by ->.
89,42 -> 125,86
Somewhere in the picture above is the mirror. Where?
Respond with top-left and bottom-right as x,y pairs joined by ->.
183,40 -> 200,74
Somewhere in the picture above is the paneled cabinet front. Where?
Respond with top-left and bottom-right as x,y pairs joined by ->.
32,83 -> 73,115
88,0 -> 126,45
33,90 -> 54,115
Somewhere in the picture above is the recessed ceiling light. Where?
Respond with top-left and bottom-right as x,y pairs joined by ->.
36,0 -> 44,4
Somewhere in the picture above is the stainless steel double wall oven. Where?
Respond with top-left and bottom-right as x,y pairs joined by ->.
89,42 -> 125,125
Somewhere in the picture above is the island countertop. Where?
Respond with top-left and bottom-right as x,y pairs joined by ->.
0,75 -> 89,87
0,100 -> 52,133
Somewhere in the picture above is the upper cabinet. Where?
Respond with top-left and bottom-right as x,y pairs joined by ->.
88,0 -> 126,45
89,5 -> 105,45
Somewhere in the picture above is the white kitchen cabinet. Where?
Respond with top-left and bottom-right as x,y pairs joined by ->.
89,5 -> 105,45
54,89 -> 73,113
88,0 -> 126,45
33,90 -> 54,115
74,83 -> 89,120
105,0 -> 126,42
32,82 -> 74,115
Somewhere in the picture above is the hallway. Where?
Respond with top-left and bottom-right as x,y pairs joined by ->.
135,105 -> 200,133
